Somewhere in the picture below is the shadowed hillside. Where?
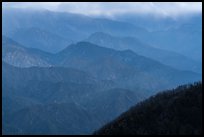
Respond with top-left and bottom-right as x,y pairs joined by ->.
95,82 -> 202,135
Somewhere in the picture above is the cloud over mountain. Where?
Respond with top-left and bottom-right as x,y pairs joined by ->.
3,2 -> 202,18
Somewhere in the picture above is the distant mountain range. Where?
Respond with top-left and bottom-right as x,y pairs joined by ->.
55,41 -> 201,91
3,36 -> 201,92
2,9 -> 147,53
94,82 -> 202,135
2,39 -> 201,135
86,32 -> 201,73
114,13 -> 202,62
3,9 -> 201,63
115,13 -> 202,32
2,8 -> 202,135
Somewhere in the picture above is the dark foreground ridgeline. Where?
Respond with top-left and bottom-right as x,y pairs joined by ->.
94,82 -> 202,135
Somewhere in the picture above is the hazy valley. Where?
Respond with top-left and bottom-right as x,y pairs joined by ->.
2,3 -> 202,135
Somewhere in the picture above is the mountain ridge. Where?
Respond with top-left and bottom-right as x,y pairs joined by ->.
94,82 -> 202,135
86,32 -> 201,73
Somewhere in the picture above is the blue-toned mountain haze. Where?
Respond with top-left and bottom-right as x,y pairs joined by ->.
2,2 -> 202,135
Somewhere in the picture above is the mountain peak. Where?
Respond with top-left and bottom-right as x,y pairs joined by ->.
61,41 -> 116,54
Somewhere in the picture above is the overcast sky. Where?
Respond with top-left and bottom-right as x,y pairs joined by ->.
2,2 -> 202,18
